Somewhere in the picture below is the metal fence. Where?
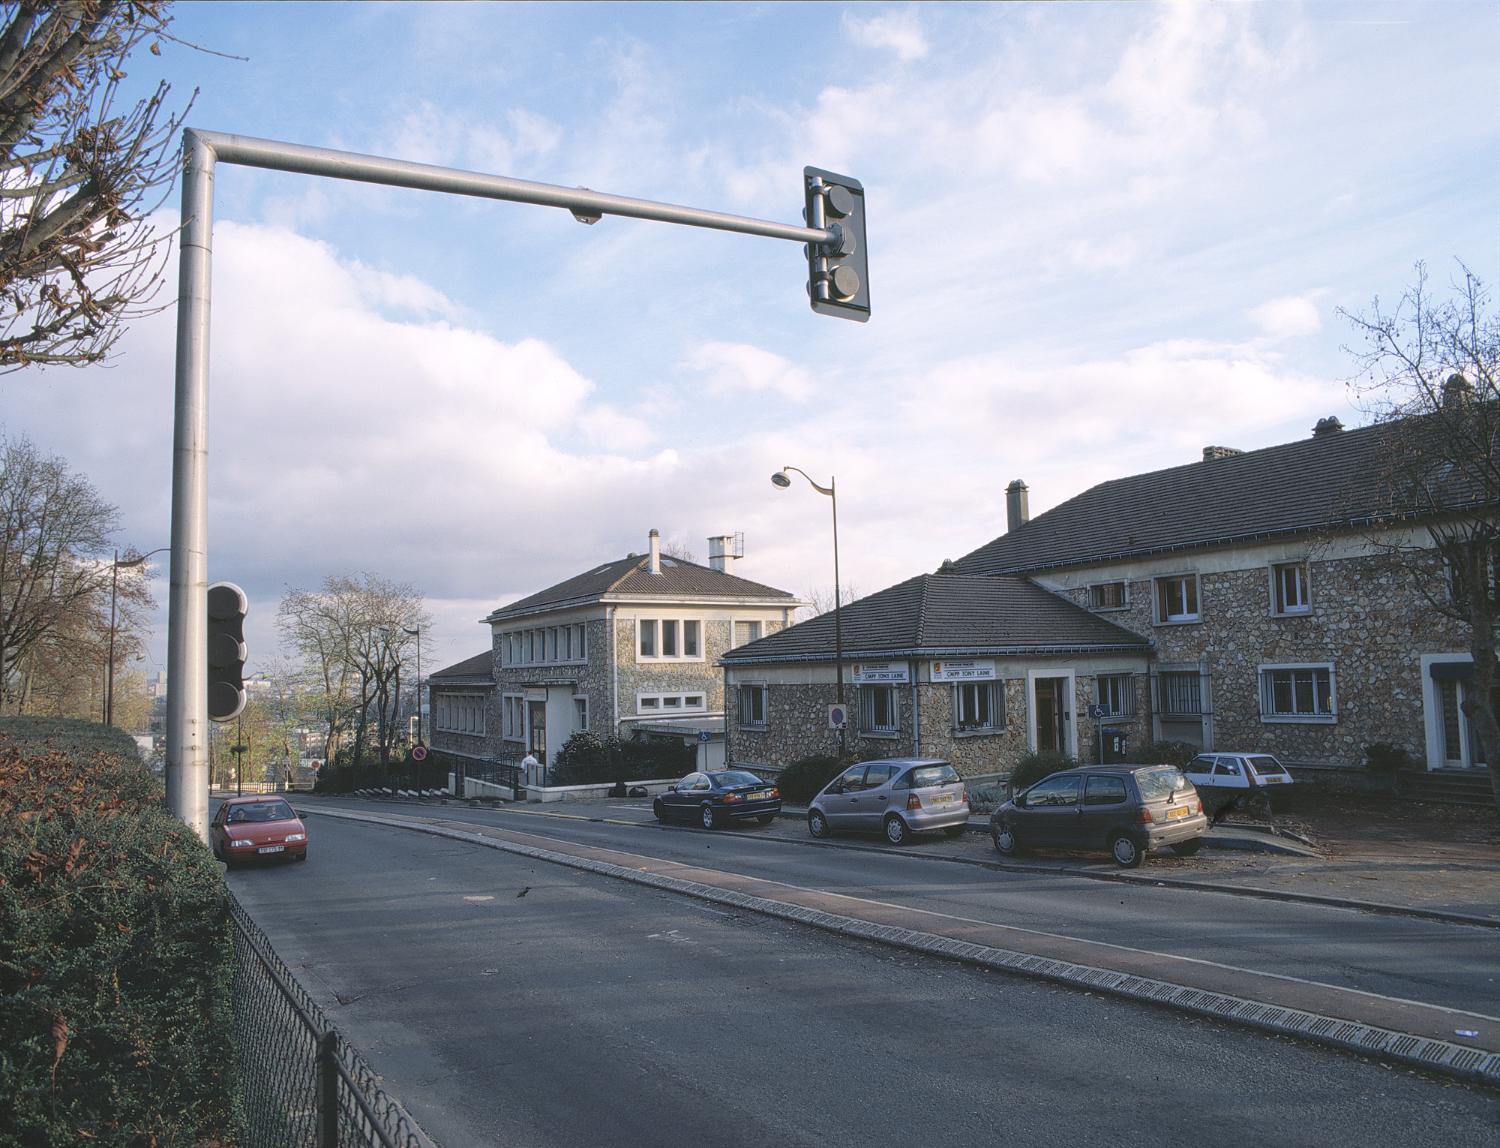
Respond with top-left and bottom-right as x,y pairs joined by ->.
227,892 -> 438,1148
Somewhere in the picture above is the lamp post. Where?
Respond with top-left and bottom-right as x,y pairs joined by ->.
403,625 -> 423,746
106,547 -> 169,727
771,466 -> 845,758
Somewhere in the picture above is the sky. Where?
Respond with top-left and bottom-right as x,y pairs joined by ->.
4,0 -> 1498,684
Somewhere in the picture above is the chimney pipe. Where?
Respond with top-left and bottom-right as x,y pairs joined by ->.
1312,416 -> 1344,437
648,528 -> 661,574
1006,480 -> 1029,532
707,535 -> 735,574
1443,373 -> 1473,409
1202,445 -> 1243,461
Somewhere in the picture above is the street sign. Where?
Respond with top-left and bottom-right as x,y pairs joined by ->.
828,704 -> 849,730
412,745 -> 428,761
1087,704 -> 1106,719
698,731 -> 711,743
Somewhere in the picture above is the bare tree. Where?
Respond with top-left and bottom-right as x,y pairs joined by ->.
0,432 -> 128,712
795,582 -> 860,624
278,573 -> 431,769
1342,259 -> 1500,810
1,1 -> 192,371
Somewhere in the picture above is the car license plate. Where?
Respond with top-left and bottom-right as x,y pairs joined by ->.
1166,806 -> 1188,820
931,793 -> 954,804
258,845 -> 285,854
753,790 -> 773,800
1263,776 -> 1283,784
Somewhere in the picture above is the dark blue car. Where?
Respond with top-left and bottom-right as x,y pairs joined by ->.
654,770 -> 781,830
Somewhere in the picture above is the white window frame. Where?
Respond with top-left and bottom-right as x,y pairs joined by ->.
1270,561 -> 1311,617
738,683 -> 768,728
502,694 -> 525,741
954,680 -> 1000,734
636,691 -> 707,714
1258,662 -> 1337,724
1088,580 -> 1129,611
636,617 -> 705,663
574,695 -> 588,731
1096,673 -> 1136,718
435,691 -> 486,736
733,619 -> 763,647
859,684 -> 899,737
1154,573 -> 1200,623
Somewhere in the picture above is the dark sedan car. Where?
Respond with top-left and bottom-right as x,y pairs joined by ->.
990,763 -> 1207,868
210,795 -> 308,865
654,770 -> 781,830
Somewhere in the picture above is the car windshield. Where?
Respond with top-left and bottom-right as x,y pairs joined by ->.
1135,768 -> 1191,802
1246,756 -> 1287,777
907,764 -> 960,788
227,800 -> 296,823
712,771 -> 763,788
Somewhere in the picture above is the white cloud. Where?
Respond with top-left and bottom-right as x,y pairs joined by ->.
679,341 -> 813,402
1250,294 -> 1324,339
844,9 -> 929,61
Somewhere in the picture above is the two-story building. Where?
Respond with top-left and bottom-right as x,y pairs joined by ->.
431,529 -> 801,779
724,417 -> 1485,779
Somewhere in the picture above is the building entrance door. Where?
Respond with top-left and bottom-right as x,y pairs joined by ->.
1034,677 -> 1069,755
527,701 -> 547,766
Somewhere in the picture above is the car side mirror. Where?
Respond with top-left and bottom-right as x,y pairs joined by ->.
667,785 -> 678,793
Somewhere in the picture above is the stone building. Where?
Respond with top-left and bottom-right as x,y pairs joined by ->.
726,417 -> 1486,778
723,573 -> 1152,775
452,529 -> 802,774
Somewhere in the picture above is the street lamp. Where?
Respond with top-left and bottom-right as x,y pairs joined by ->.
106,547 -> 168,727
403,625 -> 423,746
771,466 -> 845,757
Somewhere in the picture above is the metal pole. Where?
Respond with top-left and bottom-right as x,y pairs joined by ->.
166,130 -> 215,839
830,478 -> 845,760
105,551 -> 120,725
316,1030 -> 339,1148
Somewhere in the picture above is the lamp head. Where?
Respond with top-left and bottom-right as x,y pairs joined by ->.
770,471 -> 792,488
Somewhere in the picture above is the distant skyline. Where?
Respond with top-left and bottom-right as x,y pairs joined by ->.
5,1 -> 1497,682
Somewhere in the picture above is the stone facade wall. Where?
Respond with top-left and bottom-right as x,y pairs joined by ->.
428,679 -> 505,763
728,665 -> 1155,776
1055,549 -> 1464,766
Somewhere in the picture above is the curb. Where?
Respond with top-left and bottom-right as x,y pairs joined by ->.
301,807 -> 1500,1090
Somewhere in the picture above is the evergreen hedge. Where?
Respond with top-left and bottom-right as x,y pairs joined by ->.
551,731 -> 695,786
0,717 -> 236,1147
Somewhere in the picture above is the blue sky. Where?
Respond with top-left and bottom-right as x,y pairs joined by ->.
5,1 -> 1498,680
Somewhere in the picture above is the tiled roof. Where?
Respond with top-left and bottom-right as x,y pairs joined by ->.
430,651 -> 495,680
720,574 -> 1148,665
954,421 -> 1408,576
486,553 -> 796,621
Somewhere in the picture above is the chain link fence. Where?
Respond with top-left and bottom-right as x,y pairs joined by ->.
227,891 -> 439,1148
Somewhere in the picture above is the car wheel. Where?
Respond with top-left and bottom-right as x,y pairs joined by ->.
295,850 -> 308,862
992,821 -> 1021,857
884,815 -> 909,846
808,808 -> 830,839
1172,839 -> 1203,857
1110,833 -> 1144,868
756,813 -> 776,825
943,824 -> 965,838
653,799 -> 665,822
701,804 -> 718,830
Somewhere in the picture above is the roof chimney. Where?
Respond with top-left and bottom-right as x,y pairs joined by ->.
1443,373 -> 1473,409
1202,445 -> 1243,462
707,533 -> 742,574
1006,479 -> 1029,532
1312,416 -> 1344,437
647,528 -> 661,574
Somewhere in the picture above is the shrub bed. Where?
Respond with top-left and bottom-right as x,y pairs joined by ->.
772,754 -> 845,805
0,717 -> 236,1147
551,731 -> 695,786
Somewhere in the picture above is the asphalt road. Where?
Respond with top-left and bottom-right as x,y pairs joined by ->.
227,808 -> 1499,1148
299,796 -> 1500,1018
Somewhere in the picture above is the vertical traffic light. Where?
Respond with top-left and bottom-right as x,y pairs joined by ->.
207,581 -> 248,722
804,166 -> 869,322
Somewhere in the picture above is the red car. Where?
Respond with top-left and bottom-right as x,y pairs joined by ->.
211,796 -> 309,865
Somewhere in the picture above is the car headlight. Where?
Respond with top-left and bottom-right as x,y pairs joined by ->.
285,833 -> 306,842
230,839 -> 254,848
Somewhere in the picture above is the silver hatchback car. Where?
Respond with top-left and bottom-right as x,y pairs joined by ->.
808,758 -> 970,845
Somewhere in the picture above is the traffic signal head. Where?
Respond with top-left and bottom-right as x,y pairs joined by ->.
207,581 -> 248,722
804,167 -> 869,322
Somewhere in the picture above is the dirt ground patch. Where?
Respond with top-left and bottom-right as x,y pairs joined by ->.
1225,792 -> 1500,858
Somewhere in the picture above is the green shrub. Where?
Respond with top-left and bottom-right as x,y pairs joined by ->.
551,731 -> 695,786
773,754 -> 845,804
1141,740 -> 1198,767
1363,742 -> 1412,774
0,718 -> 236,1148
1008,750 -> 1074,793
